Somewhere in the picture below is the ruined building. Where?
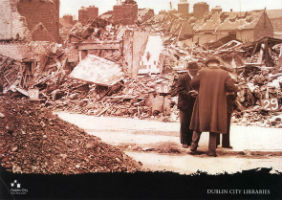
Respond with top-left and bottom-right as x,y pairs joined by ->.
178,0 -> 189,16
78,6 -> 99,24
0,0 -> 31,41
193,10 -> 274,43
17,0 -> 60,42
113,0 -> 138,25
193,2 -> 209,19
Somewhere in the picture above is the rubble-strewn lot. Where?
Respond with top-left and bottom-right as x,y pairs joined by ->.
0,35 -> 281,127
0,95 -> 141,174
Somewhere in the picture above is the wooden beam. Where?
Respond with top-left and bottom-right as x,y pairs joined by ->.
77,42 -> 121,50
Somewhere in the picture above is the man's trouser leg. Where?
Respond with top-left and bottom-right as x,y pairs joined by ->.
216,134 -> 220,147
222,112 -> 231,147
208,132 -> 218,155
190,131 -> 201,152
180,110 -> 193,145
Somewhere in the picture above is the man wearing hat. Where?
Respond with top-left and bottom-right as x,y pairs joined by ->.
189,57 -> 237,156
177,62 -> 199,148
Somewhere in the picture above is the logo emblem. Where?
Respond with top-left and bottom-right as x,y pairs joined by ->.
10,180 -> 28,195
10,180 -> 21,189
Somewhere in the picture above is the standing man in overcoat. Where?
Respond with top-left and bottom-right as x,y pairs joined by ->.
189,57 -> 237,156
177,62 -> 199,148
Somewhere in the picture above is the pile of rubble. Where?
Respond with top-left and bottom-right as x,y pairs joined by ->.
165,36 -> 282,127
0,8 -> 281,128
0,95 -> 141,174
48,75 -> 175,120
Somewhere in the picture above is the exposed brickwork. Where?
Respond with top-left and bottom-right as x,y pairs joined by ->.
193,2 -> 209,19
17,0 -> 60,42
178,3 -> 189,16
78,6 -> 98,24
113,4 -> 138,25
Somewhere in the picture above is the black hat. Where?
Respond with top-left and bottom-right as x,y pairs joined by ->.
187,62 -> 199,69
205,57 -> 220,65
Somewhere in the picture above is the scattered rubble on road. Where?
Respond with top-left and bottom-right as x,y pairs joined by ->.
0,95 -> 141,174
117,141 -> 282,158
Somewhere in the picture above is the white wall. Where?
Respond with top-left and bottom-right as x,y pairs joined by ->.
0,0 -> 30,41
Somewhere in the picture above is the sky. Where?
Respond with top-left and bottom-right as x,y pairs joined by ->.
60,0 -> 282,18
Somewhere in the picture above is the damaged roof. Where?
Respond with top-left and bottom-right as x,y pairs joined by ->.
194,10 -> 266,32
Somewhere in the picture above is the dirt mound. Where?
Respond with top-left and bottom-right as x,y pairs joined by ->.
0,95 -> 141,174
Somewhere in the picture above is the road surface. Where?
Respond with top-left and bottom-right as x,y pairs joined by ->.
55,112 -> 282,175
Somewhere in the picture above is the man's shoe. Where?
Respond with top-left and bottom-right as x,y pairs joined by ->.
190,143 -> 197,152
207,152 -> 217,157
189,150 -> 199,155
222,145 -> 233,149
182,144 -> 189,148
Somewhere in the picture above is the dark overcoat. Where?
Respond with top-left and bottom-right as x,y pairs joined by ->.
177,73 -> 195,111
189,67 -> 237,134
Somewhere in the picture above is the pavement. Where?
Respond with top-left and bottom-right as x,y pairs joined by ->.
55,112 -> 282,152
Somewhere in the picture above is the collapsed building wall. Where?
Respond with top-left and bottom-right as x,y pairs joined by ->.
0,0 -> 31,41
17,0 -> 60,42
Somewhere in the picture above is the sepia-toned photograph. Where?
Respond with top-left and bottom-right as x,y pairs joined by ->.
0,0 -> 281,199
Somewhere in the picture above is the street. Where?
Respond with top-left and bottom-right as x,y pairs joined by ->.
56,112 -> 282,175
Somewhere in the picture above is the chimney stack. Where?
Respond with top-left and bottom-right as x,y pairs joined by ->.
178,0 -> 189,16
